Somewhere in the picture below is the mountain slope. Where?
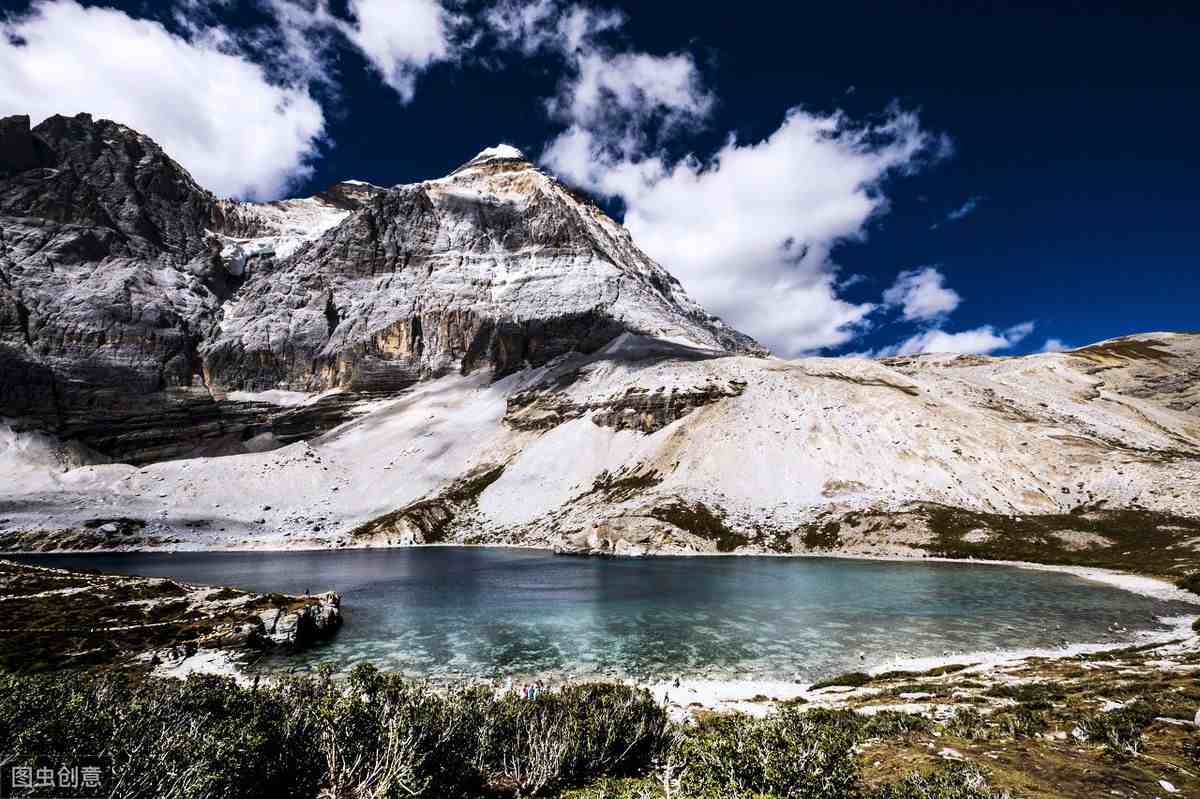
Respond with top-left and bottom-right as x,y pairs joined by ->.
2,330 -> 1198,577
0,114 -> 760,463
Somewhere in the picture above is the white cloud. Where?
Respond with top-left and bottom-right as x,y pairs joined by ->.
556,49 -> 712,140
1040,338 -> 1070,353
485,0 -> 621,56
546,107 -> 939,355
0,0 -> 325,200
244,0 -> 456,102
486,1 -> 711,165
341,0 -> 453,101
931,195 -> 981,229
882,267 -> 962,321
876,321 -> 1035,357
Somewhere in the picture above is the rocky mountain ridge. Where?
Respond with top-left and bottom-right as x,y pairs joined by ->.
0,113 -> 759,463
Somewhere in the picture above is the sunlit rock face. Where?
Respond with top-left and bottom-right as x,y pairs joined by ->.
0,117 -> 760,463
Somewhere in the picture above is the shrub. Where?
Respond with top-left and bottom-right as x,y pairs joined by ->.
810,671 -> 873,690
993,705 -> 1047,738
485,683 -> 669,796
0,670 -> 323,799
862,711 -> 931,738
1077,699 -> 1158,758
944,708 -> 989,741
870,763 -> 1003,799
0,667 -> 669,799
983,682 -> 1064,710
672,706 -> 861,799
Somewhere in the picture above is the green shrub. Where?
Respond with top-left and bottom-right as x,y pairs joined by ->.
0,667 -> 669,799
1077,699 -> 1158,758
0,670 -> 323,799
870,763 -> 1002,798
3,667 -> 1016,799
811,671 -> 873,690
993,705 -> 1047,738
944,708 -> 989,741
485,682 -> 669,796
862,711 -> 931,738
673,706 -> 861,799
983,682 -> 1064,710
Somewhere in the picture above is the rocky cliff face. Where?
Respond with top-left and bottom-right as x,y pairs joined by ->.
0,114 -> 761,464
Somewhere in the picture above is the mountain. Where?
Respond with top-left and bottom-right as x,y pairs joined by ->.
0,113 -> 760,464
2,114 -> 1199,578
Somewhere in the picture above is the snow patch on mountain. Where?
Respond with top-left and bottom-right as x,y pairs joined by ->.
472,144 -> 525,162
212,196 -> 351,275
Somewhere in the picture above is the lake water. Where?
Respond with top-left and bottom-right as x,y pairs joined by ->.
13,548 -> 1195,682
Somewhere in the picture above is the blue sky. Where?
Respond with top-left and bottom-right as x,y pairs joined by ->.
1,0 -> 1196,357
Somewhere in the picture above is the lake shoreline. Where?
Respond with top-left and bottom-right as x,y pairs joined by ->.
4,549 -> 1199,722
11,541 -> 1199,604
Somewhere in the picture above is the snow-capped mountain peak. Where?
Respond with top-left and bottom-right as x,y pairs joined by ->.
450,144 -> 531,176
471,144 -> 526,163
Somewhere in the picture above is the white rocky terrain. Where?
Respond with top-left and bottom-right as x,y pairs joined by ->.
1,114 -> 1198,577
2,331 -> 1198,567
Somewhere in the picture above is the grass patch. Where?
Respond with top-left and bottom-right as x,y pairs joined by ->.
923,504 -> 1200,579
648,500 -> 748,553
803,520 -> 842,550
811,671 -> 873,690
983,681 -> 1065,710
587,468 -> 662,502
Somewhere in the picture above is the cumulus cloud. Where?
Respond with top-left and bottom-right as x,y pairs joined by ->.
341,0 -> 454,101
0,0 -> 326,200
875,321 -> 1035,357
581,109 -> 937,354
488,1 -> 943,355
1040,338 -> 1070,353
882,267 -> 962,321
235,0 -> 458,102
488,1 -> 712,167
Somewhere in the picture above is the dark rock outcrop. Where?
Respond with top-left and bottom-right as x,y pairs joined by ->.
505,381 -> 747,433
258,591 -> 342,650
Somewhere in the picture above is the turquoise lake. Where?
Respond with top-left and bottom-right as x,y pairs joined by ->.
15,548 -> 1195,682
